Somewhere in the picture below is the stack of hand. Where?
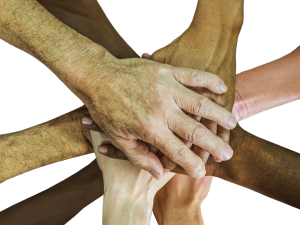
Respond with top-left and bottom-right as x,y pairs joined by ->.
79,1 -> 242,223
0,0 -> 300,224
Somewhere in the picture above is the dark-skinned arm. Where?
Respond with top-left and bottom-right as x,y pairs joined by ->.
213,125 -> 300,209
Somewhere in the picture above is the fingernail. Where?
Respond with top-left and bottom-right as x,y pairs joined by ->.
220,83 -> 228,93
227,115 -> 237,129
82,116 -> 93,125
196,169 -> 206,179
222,146 -> 233,160
149,170 -> 161,180
98,146 -> 108,155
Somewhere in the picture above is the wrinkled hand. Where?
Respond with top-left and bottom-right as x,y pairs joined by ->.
142,25 -> 237,166
82,52 -> 236,179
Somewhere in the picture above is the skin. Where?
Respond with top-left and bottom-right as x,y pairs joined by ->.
87,3 -> 245,222
0,0 -> 237,179
1,1 -> 300,224
0,2 -> 231,182
233,46 -> 300,121
0,106 -> 92,183
91,130 -> 175,225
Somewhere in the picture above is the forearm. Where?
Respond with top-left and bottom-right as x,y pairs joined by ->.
190,0 -> 243,72
103,191 -> 153,225
0,0 -> 106,100
155,205 -> 205,225
217,126 -> 300,209
0,160 -> 102,225
37,0 -> 138,59
188,0 -> 244,109
192,0 -> 244,30
234,46 -> 300,121
0,106 -> 92,183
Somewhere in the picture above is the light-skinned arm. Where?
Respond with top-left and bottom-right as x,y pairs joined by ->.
233,46 -> 300,121
0,0 -> 236,179
91,130 -> 175,225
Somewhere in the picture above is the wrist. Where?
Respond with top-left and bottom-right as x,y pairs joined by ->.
59,42 -> 111,101
103,189 -> 153,225
232,80 -> 251,122
70,106 -> 92,146
218,125 -> 246,181
155,204 -> 203,225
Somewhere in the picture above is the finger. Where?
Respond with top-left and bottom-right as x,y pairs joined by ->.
160,155 -> 177,171
152,128 -> 206,179
169,110 -> 233,161
214,125 -> 231,162
98,144 -> 128,160
170,66 -> 228,94
114,138 -> 164,180
142,53 -> 151,59
217,126 -> 231,143
82,115 -> 104,132
173,87 -> 237,130
192,119 -> 217,164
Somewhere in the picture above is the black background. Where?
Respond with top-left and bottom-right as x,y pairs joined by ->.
0,0 -> 300,224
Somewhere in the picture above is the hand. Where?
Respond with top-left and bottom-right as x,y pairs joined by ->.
153,174 -> 213,225
81,51 -> 236,179
90,131 -> 175,198
142,25 -> 238,164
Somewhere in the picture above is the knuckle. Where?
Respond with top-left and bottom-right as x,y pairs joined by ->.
177,146 -> 190,159
191,72 -> 207,85
168,145 -> 189,162
142,123 -> 161,141
189,123 -> 207,144
156,64 -> 170,75
196,97 -> 211,116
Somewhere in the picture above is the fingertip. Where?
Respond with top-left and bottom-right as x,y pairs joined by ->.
213,156 -> 223,163
98,145 -> 108,155
142,53 -> 151,59
82,115 -> 93,126
220,82 -> 228,93
149,169 -> 162,180
196,169 -> 206,179
163,168 -> 170,175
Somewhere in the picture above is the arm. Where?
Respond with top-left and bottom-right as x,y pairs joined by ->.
0,160 -> 102,225
0,0 -> 136,185
0,0 -> 235,179
0,106 -> 92,183
213,125 -> 300,209
90,130 -> 175,225
37,0 -> 138,59
143,0 -> 244,165
233,46 -> 300,121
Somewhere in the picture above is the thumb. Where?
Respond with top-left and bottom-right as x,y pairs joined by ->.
114,138 -> 164,180
82,115 -> 104,133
